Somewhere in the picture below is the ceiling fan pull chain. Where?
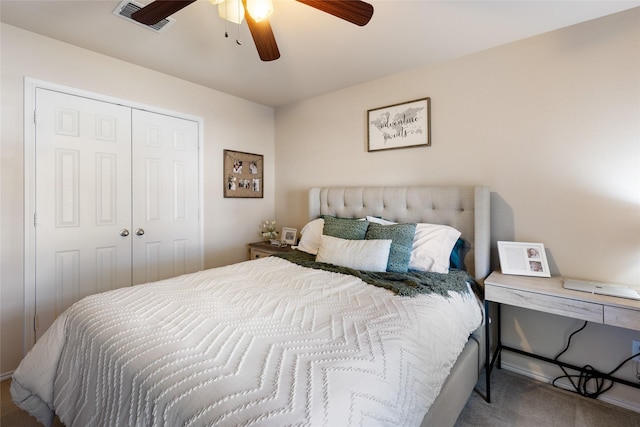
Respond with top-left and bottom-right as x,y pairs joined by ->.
236,1 -> 243,45
131,0 -> 373,62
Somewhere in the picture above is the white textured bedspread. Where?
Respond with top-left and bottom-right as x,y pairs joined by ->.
12,257 -> 482,427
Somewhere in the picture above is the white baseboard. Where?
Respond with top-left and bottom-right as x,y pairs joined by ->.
500,362 -> 640,413
1,370 -> 15,382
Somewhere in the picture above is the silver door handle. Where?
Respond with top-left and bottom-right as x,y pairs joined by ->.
119,229 -> 130,237
135,228 -> 145,236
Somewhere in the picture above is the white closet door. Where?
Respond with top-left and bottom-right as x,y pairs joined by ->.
34,88 -> 132,340
131,109 -> 200,285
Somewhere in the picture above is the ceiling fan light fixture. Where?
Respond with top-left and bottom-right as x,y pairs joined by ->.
218,0 -> 245,24
246,0 -> 274,22
131,0 -> 373,62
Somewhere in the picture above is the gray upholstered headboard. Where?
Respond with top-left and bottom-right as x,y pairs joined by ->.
308,186 -> 490,282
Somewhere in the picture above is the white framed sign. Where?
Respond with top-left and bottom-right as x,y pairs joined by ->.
367,97 -> 431,151
497,241 -> 551,277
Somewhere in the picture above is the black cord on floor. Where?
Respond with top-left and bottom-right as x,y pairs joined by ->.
552,320 -> 640,398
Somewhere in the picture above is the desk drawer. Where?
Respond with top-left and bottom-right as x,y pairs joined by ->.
604,306 -> 640,331
486,286 -> 603,323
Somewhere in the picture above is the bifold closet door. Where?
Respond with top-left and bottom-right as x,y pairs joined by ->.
131,109 -> 200,285
34,88 -> 133,340
34,90 -> 201,340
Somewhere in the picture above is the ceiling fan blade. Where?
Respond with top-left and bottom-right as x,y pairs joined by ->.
296,0 -> 374,26
131,0 -> 196,26
243,1 -> 280,61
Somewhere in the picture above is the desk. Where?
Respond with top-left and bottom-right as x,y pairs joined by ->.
483,271 -> 640,402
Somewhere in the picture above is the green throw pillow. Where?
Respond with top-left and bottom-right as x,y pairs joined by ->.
322,216 -> 369,240
366,222 -> 417,273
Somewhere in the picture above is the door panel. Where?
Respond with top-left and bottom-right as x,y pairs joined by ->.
35,89 -> 132,340
131,109 -> 200,284
34,89 -> 201,340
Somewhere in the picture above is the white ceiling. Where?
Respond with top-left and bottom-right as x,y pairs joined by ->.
1,0 -> 638,107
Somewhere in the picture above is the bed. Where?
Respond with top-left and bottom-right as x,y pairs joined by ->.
12,185 -> 490,427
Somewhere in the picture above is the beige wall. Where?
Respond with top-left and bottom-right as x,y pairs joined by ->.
1,23 -> 275,375
2,6 -> 639,410
275,9 -> 640,408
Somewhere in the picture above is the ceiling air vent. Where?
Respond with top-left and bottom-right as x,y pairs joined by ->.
113,0 -> 176,33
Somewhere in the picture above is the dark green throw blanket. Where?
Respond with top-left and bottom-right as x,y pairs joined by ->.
273,250 -> 481,298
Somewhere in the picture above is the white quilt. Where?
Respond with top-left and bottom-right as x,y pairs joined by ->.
12,257 -> 482,427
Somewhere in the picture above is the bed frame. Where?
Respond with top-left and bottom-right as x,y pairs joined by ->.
309,186 -> 490,426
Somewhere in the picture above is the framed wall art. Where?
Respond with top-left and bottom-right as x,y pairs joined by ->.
497,241 -> 551,277
367,97 -> 431,152
223,149 -> 263,198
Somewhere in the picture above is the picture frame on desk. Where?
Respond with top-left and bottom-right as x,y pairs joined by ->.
497,241 -> 551,277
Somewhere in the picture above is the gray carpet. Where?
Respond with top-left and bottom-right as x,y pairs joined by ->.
455,368 -> 640,427
2,369 -> 639,426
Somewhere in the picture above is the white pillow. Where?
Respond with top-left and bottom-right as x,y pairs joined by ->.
294,218 -> 324,255
316,235 -> 391,272
366,216 -> 395,225
366,216 -> 461,274
410,223 -> 461,273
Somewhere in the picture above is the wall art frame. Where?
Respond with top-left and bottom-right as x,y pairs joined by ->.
223,149 -> 263,198
497,241 -> 551,277
367,97 -> 431,152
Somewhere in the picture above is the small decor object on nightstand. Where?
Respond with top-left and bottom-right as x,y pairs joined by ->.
497,241 -> 551,277
259,220 -> 279,242
281,227 -> 297,245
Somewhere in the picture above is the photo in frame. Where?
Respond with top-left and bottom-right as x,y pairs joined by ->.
497,241 -> 551,277
223,149 -> 263,198
281,227 -> 297,245
367,97 -> 431,152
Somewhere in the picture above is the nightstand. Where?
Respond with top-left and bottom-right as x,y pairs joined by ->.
483,271 -> 640,402
247,241 -> 294,260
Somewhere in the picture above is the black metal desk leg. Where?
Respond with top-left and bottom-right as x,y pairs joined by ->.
484,299 -> 491,403
496,302 -> 502,369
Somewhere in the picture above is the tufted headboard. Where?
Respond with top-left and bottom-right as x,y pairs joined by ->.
308,186 -> 490,282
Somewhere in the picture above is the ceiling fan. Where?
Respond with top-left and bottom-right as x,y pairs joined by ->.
131,0 -> 374,61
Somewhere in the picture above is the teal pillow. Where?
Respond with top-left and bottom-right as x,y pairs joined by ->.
365,222 -> 417,273
449,238 -> 466,270
322,216 -> 369,240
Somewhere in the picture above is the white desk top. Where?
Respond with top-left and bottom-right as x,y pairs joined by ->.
485,272 -> 640,310
485,272 -> 640,331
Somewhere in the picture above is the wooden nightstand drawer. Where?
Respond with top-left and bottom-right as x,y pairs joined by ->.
247,241 -> 293,260
250,248 -> 273,259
